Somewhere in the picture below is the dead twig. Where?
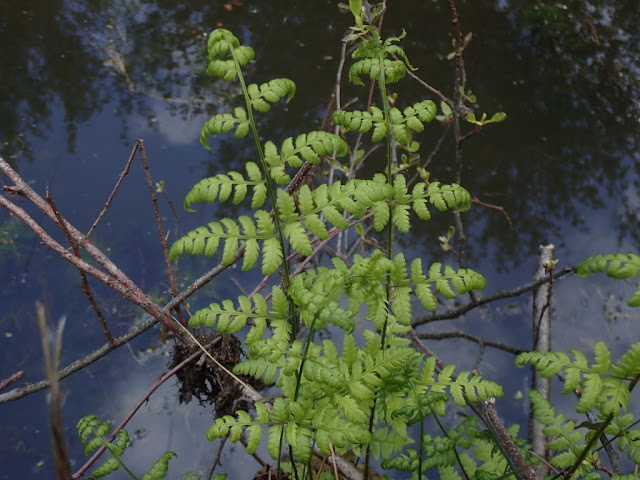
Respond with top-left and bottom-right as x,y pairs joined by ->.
36,301 -> 73,480
46,190 -> 115,345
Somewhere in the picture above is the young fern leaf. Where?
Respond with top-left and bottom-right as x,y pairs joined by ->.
333,107 -> 387,141
516,341 -> 639,415
189,293 -> 272,333
432,366 -> 504,407
247,78 -> 296,112
169,212 -> 284,274
206,409 -> 264,454
200,107 -> 250,148
528,390 -> 598,477
577,253 -> 640,307
205,29 -> 254,81
182,163 -> 265,211
278,131 -> 348,168
76,415 -> 153,480
388,100 -> 437,146
142,452 -> 177,480
349,58 -> 406,85
411,258 -> 486,312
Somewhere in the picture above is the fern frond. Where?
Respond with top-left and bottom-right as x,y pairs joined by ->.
333,107 -> 386,141
426,181 -> 472,213
200,107 -> 250,148
578,253 -> 640,307
205,29 -> 254,80
429,367 -> 503,407
92,458 -> 121,479
387,100 -> 437,145
169,212 -> 285,274
349,58 -> 405,86
410,259 -> 486,312
247,78 -> 296,112
183,162 -> 266,211
142,452 -> 177,480
188,293 -> 273,333
517,342 -> 635,415
277,131 -> 348,169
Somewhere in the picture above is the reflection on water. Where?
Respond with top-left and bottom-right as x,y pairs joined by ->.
0,0 -> 638,478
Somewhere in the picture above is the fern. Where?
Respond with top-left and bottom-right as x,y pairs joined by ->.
517,341 -> 640,415
76,415 -> 176,480
200,107 -> 251,148
528,390 -> 601,479
578,253 -> 640,307
183,162 -> 266,210
247,78 -> 296,112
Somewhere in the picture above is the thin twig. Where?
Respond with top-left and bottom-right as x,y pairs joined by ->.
136,138 -> 186,326
46,190 -> 115,345
72,341 -> 214,478
416,330 -> 526,355
412,266 -> 575,327
471,197 -> 514,230
85,142 -> 137,239
36,301 -> 73,480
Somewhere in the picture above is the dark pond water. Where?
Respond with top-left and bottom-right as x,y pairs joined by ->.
0,1 -> 638,478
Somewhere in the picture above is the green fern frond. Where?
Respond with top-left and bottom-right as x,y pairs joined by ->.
349,58 -> 406,85
388,100 -> 437,145
182,164 -> 264,212
142,452 -> 177,480
411,259 -> 486,312
431,366 -> 504,407
200,107 -> 250,148
517,341 -> 636,415
577,253 -> 640,307
205,29 -> 254,81
92,458 -> 122,479
333,107 -> 386,140
188,292 -> 274,333
426,181 -> 472,213
392,391 -> 450,425
247,78 -> 296,112
169,212 -> 285,274
77,415 -> 133,479
276,131 -> 348,169
206,409 -> 264,455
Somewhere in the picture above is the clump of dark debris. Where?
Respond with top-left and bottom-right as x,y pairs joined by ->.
169,332 -> 262,418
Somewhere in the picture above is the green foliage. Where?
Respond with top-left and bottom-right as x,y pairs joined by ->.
161,15 -> 640,480
333,99 -> 437,145
517,341 -> 640,416
77,415 -> 176,480
577,253 -> 640,306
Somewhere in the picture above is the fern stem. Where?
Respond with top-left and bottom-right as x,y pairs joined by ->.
229,43 -> 296,339
93,427 -> 139,480
364,49 -> 395,480
409,381 -> 425,480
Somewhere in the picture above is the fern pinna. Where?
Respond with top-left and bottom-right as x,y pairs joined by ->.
169,24 -> 491,479
77,414 -> 176,480
518,341 -> 640,479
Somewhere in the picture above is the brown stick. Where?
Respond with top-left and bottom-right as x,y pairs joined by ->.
84,142 -> 137,239
46,190 -> 116,345
136,138 -> 187,325
36,301 -> 73,480
0,371 -> 24,391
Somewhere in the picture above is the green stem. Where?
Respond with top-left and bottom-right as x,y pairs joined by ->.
364,51 -> 395,480
409,381 -> 425,479
94,428 -> 138,480
229,44 -> 296,337
229,43 -> 298,480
